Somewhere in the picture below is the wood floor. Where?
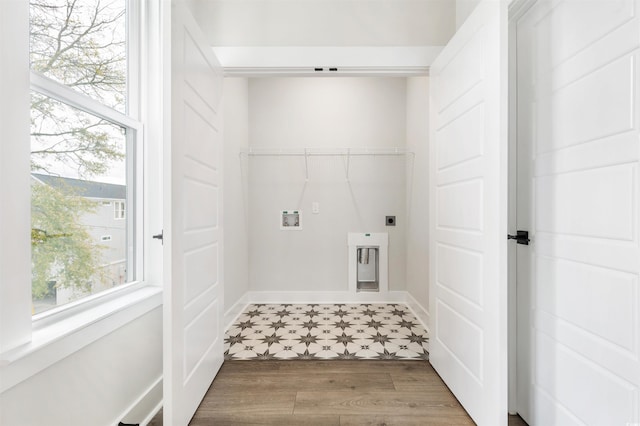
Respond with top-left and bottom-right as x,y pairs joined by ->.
150,360 -> 529,425
192,360 -> 471,425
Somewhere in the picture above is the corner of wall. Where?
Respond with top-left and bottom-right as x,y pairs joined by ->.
405,76 -> 430,321
455,0 -> 482,30
223,291 -> 250,331
405,291 -> 431,335
223,77 -> 250,313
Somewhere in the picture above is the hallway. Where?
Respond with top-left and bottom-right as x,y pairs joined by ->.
150,360 -> 531,425
191,360 -> 472,425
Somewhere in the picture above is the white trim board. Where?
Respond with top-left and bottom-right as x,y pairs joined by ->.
405,292 -> 431,337
223,292 -> 251,333
0,287 -> 162,393
212,46 -> 443,76
116,375 -> 163,426
247,290 -> 407,304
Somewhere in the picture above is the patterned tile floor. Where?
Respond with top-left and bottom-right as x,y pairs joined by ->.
224,303 -> 429,361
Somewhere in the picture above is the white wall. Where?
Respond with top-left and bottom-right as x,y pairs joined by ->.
0,308 -> 162,426
223,78 -> 250,311
405,76 -> 430,316
247,77 -> 407,293
456,0 -> 481,30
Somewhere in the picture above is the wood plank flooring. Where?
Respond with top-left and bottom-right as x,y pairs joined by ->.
149,360 -> 530,425
189,360 -> 474,425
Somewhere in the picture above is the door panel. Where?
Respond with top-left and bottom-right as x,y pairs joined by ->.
515,1 -> 640,424
429,1 -> 508,425
164,2 -> 224,425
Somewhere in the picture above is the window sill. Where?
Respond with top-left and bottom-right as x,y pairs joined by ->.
0,285 -> 162,393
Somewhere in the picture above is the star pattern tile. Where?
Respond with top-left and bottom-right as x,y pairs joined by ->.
224,303 -> 429,361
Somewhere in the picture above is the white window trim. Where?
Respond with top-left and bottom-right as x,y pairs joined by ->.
0,285 -> 161,393
30,72 -> 140,130
0,0 -> 164,391
0,0 -> 32,353
29,75 -> 145,314
29,0 -> 147,301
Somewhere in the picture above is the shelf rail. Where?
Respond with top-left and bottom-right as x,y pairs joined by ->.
239,147 -> 414,181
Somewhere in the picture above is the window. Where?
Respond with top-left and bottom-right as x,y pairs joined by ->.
114,201 -> 125,220
29,0 -> 140,315
30,0 -> 127,112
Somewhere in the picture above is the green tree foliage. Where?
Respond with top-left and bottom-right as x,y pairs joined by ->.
31,182 -> 105,299
29,0 -> 126,301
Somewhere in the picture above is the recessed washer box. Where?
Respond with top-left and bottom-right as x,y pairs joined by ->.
280,210 -> 302,230
347,233 -> 388,294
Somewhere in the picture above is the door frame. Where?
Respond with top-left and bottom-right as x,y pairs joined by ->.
507,0 -> 538,417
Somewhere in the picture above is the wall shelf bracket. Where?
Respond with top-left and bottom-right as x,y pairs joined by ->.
242,147 -> 414,182
346,148 -> 351,182
304,148 -> 309,181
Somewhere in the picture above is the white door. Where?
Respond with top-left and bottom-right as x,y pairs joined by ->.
163,2 -> 224,425
514,0 -> 640,425
429,1 -> 508,425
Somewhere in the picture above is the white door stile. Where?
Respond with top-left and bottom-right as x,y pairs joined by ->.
514,1 -> 640,425
163,2 -> 224,425
429,1 -> 509,425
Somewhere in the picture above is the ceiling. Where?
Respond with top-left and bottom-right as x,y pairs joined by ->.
185,0 -> 457,73
187,0 -> 456,47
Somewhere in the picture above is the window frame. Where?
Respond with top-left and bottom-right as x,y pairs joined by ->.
114,200 -> 126,220
28,0 -> 145,320
28,84 -> 145,321
0,0 -> 33,353
0,0 -> 163,383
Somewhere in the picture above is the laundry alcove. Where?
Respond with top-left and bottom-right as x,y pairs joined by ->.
223,76 -> 430,314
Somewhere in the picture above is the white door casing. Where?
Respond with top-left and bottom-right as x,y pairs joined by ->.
163,2 -> 224,425
515,1 -> 640,425
429,1 -> 509,425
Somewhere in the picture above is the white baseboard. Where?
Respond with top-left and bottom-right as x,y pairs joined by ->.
246,290 -> 408,304
223,293 -> 251,332
405,292 -> 431,336
117,375 -> 162,426
141,399 -> 163,426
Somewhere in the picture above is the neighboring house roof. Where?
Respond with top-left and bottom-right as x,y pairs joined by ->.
32,173 -> 126,200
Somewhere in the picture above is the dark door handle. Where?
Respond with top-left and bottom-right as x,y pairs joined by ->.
153,230 -> 163,244
508,230 -> 529,245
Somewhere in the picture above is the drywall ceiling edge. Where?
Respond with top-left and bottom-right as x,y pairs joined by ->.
212,46 -> 443,75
